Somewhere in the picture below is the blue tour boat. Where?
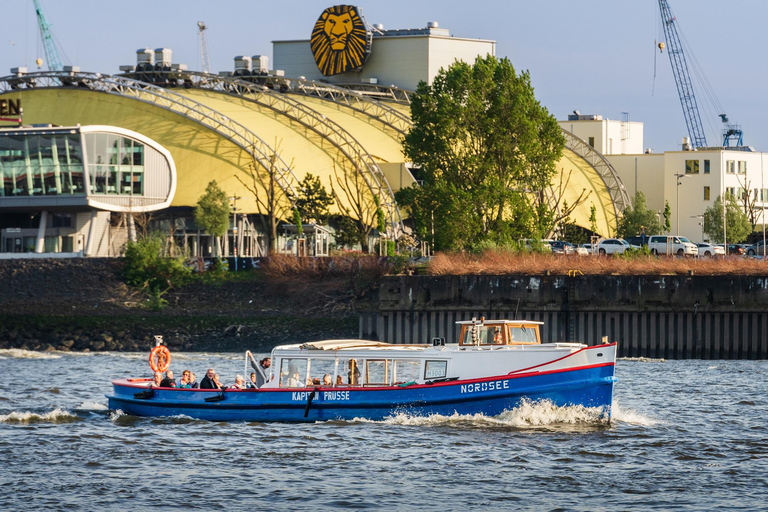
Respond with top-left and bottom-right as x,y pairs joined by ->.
106,318 -> 617,422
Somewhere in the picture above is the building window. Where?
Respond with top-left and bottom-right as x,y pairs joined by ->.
588,136 -> 595,148
704,160 -> 710,174
738,161 -> 747,174
685,160 -> 699,174
726,160 -> 736,174
84,134 -> 145,196
762,189 -> 768,202
726,187 -> 736,198
703,186 -> 710,201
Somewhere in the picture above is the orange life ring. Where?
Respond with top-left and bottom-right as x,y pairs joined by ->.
149,345 -> 171,373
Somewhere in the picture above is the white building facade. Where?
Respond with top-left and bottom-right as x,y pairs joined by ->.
561,114 -> 767,242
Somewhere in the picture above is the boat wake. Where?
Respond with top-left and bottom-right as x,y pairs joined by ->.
0,349 -> 63,360
0,407 -> 79,424
610,401 -> 659,426
370,399 -> 611,430
75,401 -> 108,411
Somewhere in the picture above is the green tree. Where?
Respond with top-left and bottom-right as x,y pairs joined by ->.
399,55 -> 565,252
617,192 -> 663,238
703,195 -> 752,243
194,180 -> 230,257
663,201 -> 672,234
589,204 -> 598,235
295,173 -> 334,225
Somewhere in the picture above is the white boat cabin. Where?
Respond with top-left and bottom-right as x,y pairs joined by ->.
262,319 -> 555,390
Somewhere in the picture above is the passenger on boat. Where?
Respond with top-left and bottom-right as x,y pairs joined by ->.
213,373 -> 224,389
189,372 -> 199,389
286,364 -> 301,387
323,374 -> 333,386
245,351 -> 270,388
159,370 -> 177,388
178,370 -> 192,388
152,372 -> 163,387
229,375 -> 246,390
335,375 -> 344,386
247,372 -> 258,389
348,359 -> 361,385
200,369 -> 218,389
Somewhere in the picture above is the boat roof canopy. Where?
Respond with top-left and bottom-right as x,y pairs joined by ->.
297,339 -> 428,351
455,319 -> 544,326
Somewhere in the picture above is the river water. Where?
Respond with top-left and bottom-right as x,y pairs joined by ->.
1,349 -> 766,511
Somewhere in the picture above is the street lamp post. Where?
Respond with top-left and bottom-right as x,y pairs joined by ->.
229,196 -> 241,271
674,173 -> 686,235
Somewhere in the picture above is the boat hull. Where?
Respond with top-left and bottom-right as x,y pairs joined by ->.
107,363 -> 616,423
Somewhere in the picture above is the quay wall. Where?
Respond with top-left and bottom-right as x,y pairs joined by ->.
359,275 -> 768,359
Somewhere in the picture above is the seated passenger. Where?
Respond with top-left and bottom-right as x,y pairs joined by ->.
247,372 -> 258,389
152,371 -> 163,387
229,375 -> 246,390
212,373 -> 225,389
200,368 -> 218,389
335,375 -> 344,386
323,374 -> 333,386
159,370 -> 176,388
178,370 -> 192,388
189,372 -> 199,389
286,364 -> 301,387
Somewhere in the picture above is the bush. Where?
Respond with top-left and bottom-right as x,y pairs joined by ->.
123,234 -> 191,292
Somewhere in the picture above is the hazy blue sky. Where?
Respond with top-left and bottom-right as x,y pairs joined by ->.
3,0 -> 766,153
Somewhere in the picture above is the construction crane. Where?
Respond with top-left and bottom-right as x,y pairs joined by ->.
197,21 -> 212,73
657,0 -> 707,148
33,0 -> 64,71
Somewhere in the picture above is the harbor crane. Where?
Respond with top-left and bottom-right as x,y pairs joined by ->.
198,21 -> 212,73
657,0 -> 743,148
33,0 -> 64,71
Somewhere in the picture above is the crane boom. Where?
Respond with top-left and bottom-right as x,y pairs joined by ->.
198,21 -> 212,74
658,0 -> 707,148
33,0 -> 64,71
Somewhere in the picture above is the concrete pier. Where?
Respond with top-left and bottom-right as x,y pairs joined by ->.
359,275 -> 768,359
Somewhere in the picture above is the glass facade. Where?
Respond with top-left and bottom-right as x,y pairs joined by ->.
0,132 -> 84,197
0,131 -> 145,198
84,133 -> 144,196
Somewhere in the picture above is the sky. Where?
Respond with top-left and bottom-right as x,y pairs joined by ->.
3,0 -> 767,153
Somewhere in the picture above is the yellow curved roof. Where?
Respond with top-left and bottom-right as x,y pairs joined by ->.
0,85 -> 620,236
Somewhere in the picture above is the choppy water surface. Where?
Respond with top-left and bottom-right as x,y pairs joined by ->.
1,350 -> 766,511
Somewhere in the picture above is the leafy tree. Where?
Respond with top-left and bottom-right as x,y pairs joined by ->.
194,180 -> 230,257
399,55 -> 564,252
703,195 -> 752,243
295,173 -> 334,225
663,201 -> 672,234
617,192 -> 663,238
123,233 -> 191,309
330,214 -> 366,249
589,204 -> 598,235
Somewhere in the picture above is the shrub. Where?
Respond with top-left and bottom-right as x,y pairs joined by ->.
123,234 -> 191,293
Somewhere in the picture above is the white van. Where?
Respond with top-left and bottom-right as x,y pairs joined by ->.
648,235 -> 698,256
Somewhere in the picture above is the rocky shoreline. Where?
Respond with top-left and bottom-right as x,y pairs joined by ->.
0,259 -> 368,353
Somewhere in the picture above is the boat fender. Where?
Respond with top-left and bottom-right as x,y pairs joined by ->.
149,345 -> 171,373
303,387 -> 319,418
134,389 -> 155,400
204,392 -> 226,403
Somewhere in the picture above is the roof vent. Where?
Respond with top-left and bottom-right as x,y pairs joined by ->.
427,21 -> 439,28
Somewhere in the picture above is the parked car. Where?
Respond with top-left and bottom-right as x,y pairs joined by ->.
696,242 -> 725,257
625,235 -> 649,247
549,240 -> 587,255
647,235 -> 698,256
597,238 -> 632,255
718,244 -> 746,256
747,239 -> 768,256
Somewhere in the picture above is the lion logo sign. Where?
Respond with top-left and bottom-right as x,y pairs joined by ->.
311,5 -> 371,76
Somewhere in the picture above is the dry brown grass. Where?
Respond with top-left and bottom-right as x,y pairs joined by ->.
262,254 -> 391,279
428,250 -> 768,276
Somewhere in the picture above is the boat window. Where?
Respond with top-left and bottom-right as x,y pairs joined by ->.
393,359 -> 421,384
461,325 -> 503,345
340,358 -> 364,386
279,358 -> 308,388
366,359 -> 390,385
509,327 -> 538,344
425,360 -> 447,380
307,357 -> 336,386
